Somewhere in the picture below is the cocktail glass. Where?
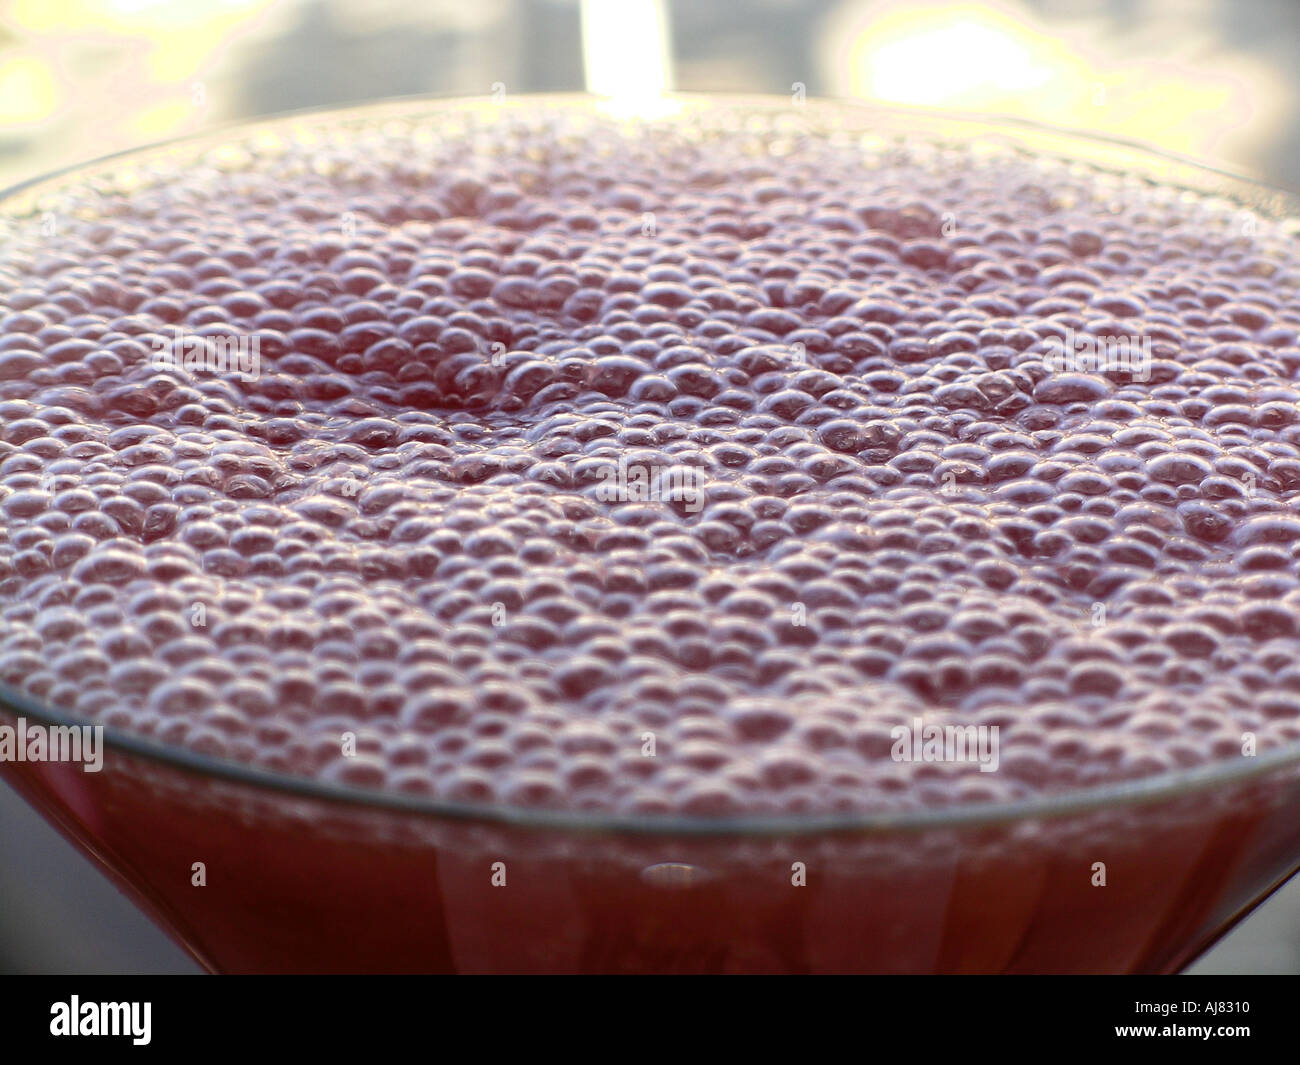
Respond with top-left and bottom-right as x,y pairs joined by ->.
2,95 -> 1300,973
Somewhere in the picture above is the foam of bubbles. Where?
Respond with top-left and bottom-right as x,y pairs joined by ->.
2,105 -> 1300,817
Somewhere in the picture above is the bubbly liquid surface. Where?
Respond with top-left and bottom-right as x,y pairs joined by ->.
3,105 -> 1300,816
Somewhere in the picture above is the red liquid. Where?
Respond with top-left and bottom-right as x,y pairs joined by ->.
4,745 -> 1300,972
2,98 -> 1300,971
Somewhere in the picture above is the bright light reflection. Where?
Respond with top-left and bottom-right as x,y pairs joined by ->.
819,0 -> 1284,168
582,0 -> 676,119
860,11 -> 1053,106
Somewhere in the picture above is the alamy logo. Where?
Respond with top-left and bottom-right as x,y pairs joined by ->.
1043,326 -> 1150,381
0,718 -> 103,772
890,718 -> 1000,773
50,997 -> 151,1045
150,326 -> 260,378
593,457 -> 706,513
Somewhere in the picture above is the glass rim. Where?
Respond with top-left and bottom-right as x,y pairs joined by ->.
3,90 -> 1300,839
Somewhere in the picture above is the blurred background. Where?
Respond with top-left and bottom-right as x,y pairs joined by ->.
1,0 -> 1299,973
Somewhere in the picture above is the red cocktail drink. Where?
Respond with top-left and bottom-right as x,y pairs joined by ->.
2,96 -> 1300,972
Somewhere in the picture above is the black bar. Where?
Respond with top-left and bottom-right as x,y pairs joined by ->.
2,975 -> 1295,1053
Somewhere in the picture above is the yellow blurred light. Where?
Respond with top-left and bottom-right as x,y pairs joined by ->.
128,98 -> 196,139
820,0 -> 1285,169
855,8 -> 1054,107
0,56 -> 58,125
8,0 -> 267,32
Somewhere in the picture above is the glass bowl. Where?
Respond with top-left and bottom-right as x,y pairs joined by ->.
2,93 -> 1300,973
